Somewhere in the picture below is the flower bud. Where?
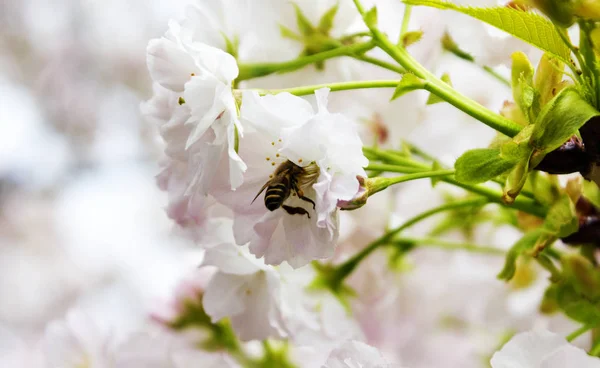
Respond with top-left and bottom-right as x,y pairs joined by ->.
529,0 -> 577,27
574,0 -> 600,20
338,176 -> 368,211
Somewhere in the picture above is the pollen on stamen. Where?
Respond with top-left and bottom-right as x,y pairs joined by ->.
190,73 -> 195,76
298,159 -> 303,163
269,175 -> 273,178
278,139 -> 282,142
266,157 -> 270,161
271,142 -> 275,146
276,154 -> 280,157
271,162 -> 276,166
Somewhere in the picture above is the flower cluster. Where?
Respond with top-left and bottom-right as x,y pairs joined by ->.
145,18 -> 367,268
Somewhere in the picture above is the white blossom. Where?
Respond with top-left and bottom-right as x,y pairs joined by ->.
321,340 -> 392,368
491,329 -> 600,368
145,19 -> 246,197
215,88 -> 367,268
201,241 -> 288,341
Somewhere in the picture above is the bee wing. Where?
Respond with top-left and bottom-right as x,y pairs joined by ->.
251,180 -> 272,204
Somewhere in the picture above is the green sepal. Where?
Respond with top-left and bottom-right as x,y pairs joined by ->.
391,73 -> 425,101
365,6 -> 378,28
426,73 -> 452,105
292,3 -> 314,36
402,30 -> 423,47
511,51 -> 537,123
534,53 -> 564,106
497,229 -> 544,281
540,284 -> 560,314
318,3 -> 339,34
430,161 -> 442,187
503,153 -> 531,204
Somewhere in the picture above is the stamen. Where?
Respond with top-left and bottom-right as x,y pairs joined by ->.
271,142 -> 275,146
190,73 -> 195,76
276,154 -> 280,158
271,162 -> 276,166
266,157 -> 270,161
298,159 -> 303,163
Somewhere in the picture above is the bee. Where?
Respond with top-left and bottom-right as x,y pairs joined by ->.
252,160 -> 319,218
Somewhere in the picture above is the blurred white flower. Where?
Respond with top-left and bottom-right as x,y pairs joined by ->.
321,340 -> 391,368
490,329 -> 600,368
214,88 -> 366,268
114,332 -> 239,368
201,241 -> 287,341
146,19 -> 246,194
43,309 -> 113,368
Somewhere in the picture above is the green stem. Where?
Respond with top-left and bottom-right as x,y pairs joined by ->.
363,147 -> 546,217
247,79 -> 399,97
334,198 -> 488,280
390,237 -> 505,255
353,0 -> 522,137
566,324 -> 594,342
482,66 -> 511,88
590,338 -> 600,356
365,163 -> 422,174
237,41 -> 376,80
398,5 -> 413,46
355,54 -> 406,74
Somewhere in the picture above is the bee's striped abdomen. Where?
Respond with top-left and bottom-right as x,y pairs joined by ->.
264,182 -> 290,211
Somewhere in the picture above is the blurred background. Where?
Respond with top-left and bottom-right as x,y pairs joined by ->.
0,0 -> 204,344
0,0 -> 584,366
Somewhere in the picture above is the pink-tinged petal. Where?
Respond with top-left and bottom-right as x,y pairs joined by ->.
147,38 -> 198,92
323,340 -> 389,368
279,117 -> 327,167
159,105 -> 192,161
251,211 -> 285,261
226,115 -> 247,190
202,273 -> 247,322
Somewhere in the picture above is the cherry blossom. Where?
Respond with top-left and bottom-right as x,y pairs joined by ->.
491,329 -> 600,368
213,88 -> 367,268
145,19 -> 246,197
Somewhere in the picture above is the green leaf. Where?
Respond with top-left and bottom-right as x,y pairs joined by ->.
454,148 -> 518,184
498,229 -> 543,281
542,194 -> 578,237
402,0 -> 571,64
556,283 -> 600,325
318,3 -> 339,34
402,30 -> 423,47
292,3 -> 314,36
364,6 -> 378,28
391,73 -> 425,101
426,73 -> 452,105
530,88 -> 600,156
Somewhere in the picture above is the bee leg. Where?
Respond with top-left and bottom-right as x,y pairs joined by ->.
282,205 -> 311,219
295,188 -> 316,210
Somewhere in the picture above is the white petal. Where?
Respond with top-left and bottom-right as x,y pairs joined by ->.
323,340 -> 389,368
147,38 -> 197,92
240,91 -> 314,137
201,242 -> 263,275
203,272 -> 247,322
183,76 -> 227,149
188,42 -> 239,83
314,87 -> 330,114
491,329 -> 600,368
